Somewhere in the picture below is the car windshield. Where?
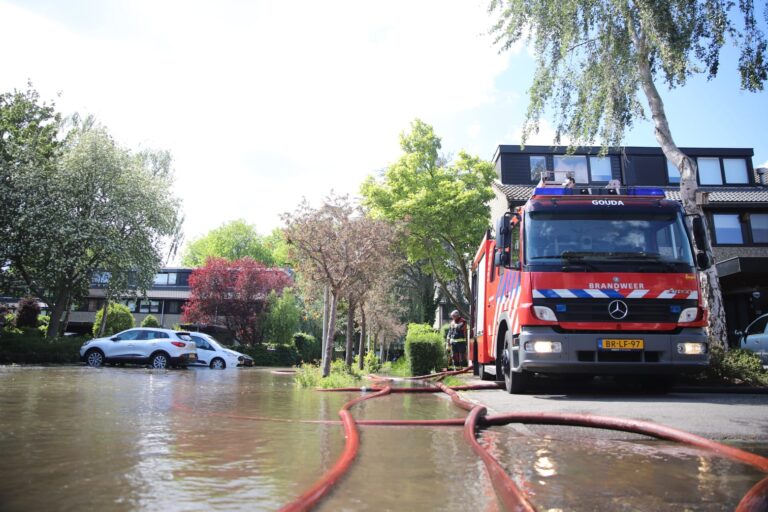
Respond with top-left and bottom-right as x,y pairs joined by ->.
525,210 -> 695,272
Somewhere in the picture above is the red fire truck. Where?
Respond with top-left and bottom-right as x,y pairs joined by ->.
470,182 -> 712,393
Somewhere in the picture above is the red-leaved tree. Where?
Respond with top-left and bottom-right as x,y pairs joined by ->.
182,257 -> 292,345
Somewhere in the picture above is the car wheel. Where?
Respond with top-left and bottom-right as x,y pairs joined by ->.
85,349 -> 104,368
149,352 -> 170,369
210,358 -> 226,370
503,331 -> 528,394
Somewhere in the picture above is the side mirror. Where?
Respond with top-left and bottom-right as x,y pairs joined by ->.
734,330 -> 743,337
696,251 -> 711,270
111,337 -> 119,342
495,213 -> 512,267
691,216 -> 708,251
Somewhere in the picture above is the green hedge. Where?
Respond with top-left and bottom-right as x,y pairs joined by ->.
405,323 -> 445,376
0,333 -> 87,364
236,343 -> 299,367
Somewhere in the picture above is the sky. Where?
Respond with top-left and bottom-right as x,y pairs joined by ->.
2,0 -> 767,254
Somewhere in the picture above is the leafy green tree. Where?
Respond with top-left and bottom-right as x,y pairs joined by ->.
361,119 -> 496,319
182,220 -> 274,267
141,314 -> 161,328
1,97 -> 183,338
93,303 -> 135,337
488,0 -> 767,344
262,288 -> 301,344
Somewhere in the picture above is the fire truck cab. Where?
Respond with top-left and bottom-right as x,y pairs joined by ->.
470,183 -> 712,393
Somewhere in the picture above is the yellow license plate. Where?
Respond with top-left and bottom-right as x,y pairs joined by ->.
188,354 -> 197,360
598,339 -> 644,351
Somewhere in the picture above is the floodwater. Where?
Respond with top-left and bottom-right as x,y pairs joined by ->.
0,367 -> 764,511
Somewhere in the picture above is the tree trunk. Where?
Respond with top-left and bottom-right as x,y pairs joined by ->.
358,305 -> 367,371
321,285 -> 329,370
631,23 -> 727,347
60,294 -> 73,336
322,291 -> 338,377
98,297 -> 110,337
345,295 -> 355,367
45,289 -> 68,340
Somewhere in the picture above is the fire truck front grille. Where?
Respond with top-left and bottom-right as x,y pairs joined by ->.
534,299 -> 698,324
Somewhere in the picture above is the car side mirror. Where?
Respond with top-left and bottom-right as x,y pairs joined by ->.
110,337 -> 119,342
691,216 -> 707,250
734,330 -> 743,337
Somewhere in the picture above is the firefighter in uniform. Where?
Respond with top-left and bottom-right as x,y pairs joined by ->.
446,310 -> 468,368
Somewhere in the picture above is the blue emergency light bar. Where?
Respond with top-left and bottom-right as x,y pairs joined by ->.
532,186 -> 666,197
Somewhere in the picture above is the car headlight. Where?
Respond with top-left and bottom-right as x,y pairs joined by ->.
677,308 -> 699,323
533,306 -> 557,321
677,342 -> 707,355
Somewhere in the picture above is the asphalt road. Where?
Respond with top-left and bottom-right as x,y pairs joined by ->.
460,377 -> 768,442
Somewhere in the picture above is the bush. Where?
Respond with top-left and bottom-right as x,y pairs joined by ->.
405,323 -> 446,376
141,315 -> 161,328
262,289 -> 301,345
708,344 -> 768,386
236,343 -> 299,366
363,349 -> 382,374
37,315 -> 49,337
15,297 -> 40,328
0,332 -> 87,364
92,303 -> 135,337
294,360 -> 364,389
293,332 -> 321,364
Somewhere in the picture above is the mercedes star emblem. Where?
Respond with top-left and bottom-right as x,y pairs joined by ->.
608,300 -> 629,320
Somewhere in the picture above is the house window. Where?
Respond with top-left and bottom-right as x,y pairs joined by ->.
165,300 -> 181,314
139,300 -> 161,313
124,300 -> 137,312
530,156 -> 547,181
751,213 -> 768,243
666,160 -> 681,184
697,158 -> 722,185
589,156 -> 612,182
553,155 -> 588,183
723,158 -> 749,184
712,214 -> 743,244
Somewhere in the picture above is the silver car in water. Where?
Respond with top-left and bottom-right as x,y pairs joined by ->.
735,313 -> 768,365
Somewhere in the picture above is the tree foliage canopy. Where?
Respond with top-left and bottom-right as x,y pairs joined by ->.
489,0 -> 768,147
1,86 -> 183,337
361,119 -> 496,317
182,219 -> 276,267
182,257 -> 293,345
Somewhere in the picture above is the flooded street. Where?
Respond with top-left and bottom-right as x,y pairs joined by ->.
0,367 -> 765,511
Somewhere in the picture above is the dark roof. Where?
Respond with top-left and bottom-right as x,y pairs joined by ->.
493,182 -> 768,205
493,145 -> 754,161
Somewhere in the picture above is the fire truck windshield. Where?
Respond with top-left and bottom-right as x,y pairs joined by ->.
525,210 -> 695,272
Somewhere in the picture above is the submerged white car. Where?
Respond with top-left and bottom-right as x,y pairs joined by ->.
188,332 -> 253,369
736,313 -> 768,365
80,327 -> 198,369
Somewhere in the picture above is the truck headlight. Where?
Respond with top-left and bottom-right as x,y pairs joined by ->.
677,308 -> 698,323
533,306 -> 557,321
677,342 -> 707,355
524,341 -> 562,353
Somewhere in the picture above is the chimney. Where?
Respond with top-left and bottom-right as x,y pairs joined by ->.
757,167 -> 767,186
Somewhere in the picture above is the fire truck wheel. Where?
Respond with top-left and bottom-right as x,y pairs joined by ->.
502,332 -> 529,394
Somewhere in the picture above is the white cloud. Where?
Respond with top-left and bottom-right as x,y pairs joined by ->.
0,0 -> 510,245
